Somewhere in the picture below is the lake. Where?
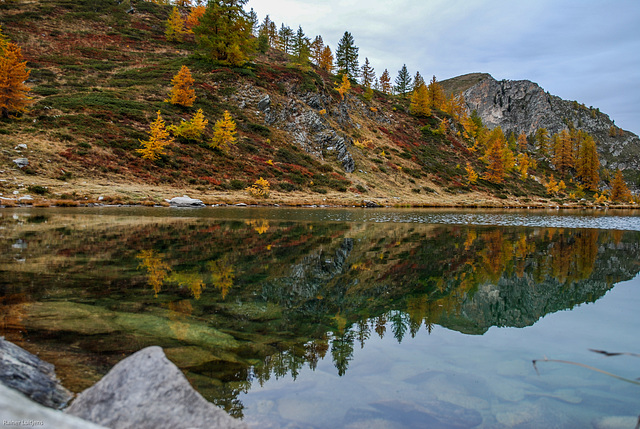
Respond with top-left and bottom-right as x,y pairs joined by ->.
1,207 -> 639,428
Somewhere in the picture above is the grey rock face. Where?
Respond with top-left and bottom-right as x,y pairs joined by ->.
65,346 -> 247,429
167,195 -> 205,207
463,75 -> 640,171
0,383 -> 107,429
0,337 -> 73,409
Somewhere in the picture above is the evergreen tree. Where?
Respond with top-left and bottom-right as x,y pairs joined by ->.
379,69 -> 392,94
247,7 -> 258,35
412,71 -> 425,92
310,35 -> 324,66
394,64 -> 412,98
291,26 -> 310,66
193,0 -> 255,66
360,57 -> 375,88
335,31 -> 359,79
278,24 -> 294,54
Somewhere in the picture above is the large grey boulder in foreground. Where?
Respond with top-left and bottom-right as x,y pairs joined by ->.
0,383 -> 107,429
0,337 -> 73,409
66,346 -> 247,429
167,195 -> 205,207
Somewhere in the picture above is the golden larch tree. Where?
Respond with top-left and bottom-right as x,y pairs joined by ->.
137,111 -> 174,160
167,65 -> 196,107
335,74 -> 351,100
210,110 -> 237,151
409,82 -> 430,117
517,132 -> 528,152
186,5 -> 206,31
575,133 -> 600,191
0,43 -> 31,119
169,108 -> 208,141
318,45 -> 334,73
379,69 -> 392,95
609,169 -> 631,202
553,129 -> 574,175
483,128 -> 508,183
165,7 -> 187,42
427,75 -> 446,110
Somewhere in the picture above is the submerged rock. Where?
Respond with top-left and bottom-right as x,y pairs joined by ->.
0,383 -> 106,429
167,195 -> 205,207
66,346 -> 248,429
0,337 -> 73,409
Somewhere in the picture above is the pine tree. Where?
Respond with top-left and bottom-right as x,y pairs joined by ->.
193,0 -> 255,66
310,35 -> 324,66
335,31 -> 359,79
137,111 -> 174,160
360,57 -> 375,89
0,43 -> 31,119
379,69 -> 392,94
609,169 -> 631,202
247,7 -> 258,35
291,26 -> 310,66
394,64 -> 412,98
409,82 -> 430,117
412,71 -> 425,92
165,7 -> 187,42
258,15 -> 273,48
166,65 -> 196,107
318,46 -> 334,73
210,110 -> 237,151
278,24 -> 294,54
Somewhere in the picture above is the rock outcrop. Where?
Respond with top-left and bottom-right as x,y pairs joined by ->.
0,337 -> 73,409
0,383 -> 107,429
65,346 -> 248,429
443,73 -> 640,172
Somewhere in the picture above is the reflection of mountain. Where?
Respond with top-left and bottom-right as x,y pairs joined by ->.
1,211 -> 640,417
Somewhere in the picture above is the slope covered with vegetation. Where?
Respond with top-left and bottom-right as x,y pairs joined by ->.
0,0 -> 636,207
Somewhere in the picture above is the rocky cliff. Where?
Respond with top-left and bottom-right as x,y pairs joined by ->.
442,73 -> 640,175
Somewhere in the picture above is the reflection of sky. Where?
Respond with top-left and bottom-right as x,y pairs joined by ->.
241,274 -> 640,428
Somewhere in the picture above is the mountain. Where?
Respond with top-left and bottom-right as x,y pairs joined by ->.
441,73 -> 640,178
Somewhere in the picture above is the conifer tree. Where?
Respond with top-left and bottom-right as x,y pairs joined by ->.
553,129 -> 574,175
609,169 -> 631,202
394,64 -> 412,98
291,26 -> 310,66
517,132 -> 528,152
247,7 -> 259,35
168,108 -> 208,141
535,128 -> 550,157
193,0 -> 255,66
426,75 -> 445,109
210,110 -> 237,151
310,35 -> 324,66
483,127 -> 508,183
0,43 -> 31,119
137,111 -> 174,160
409,82 -> 430,117
412,71 -> 425,92
258,15 -> 274,48
379,69 -> 392,95
186,5 -> 206,31
166,65 -> 196,107
278,24 -> 294,54
0,25 -> 8,55
318,46 -> 334,73
360,57 -> 375,89
335,73 -> 351,100
165,7 -> 187,42
576,133 -> 600,191
335,31 -> 359,79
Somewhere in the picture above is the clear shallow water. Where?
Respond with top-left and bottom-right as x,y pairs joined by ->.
1,208 -> 639,428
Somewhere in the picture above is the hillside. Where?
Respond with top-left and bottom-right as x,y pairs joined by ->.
441,73 -> 640,185
0,0 -> 636,208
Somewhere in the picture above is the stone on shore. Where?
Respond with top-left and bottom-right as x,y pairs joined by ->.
167,195 -> 205,207
0,383 -> 107,429
65,346 -> 248,429
0,337 -> 73,409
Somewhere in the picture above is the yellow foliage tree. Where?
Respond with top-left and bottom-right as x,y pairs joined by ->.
427,75 -> 446,110
246,177 -> 270,198
137,250 -> 171,297
168,108 -> 208,141
318,45 -> 334,73
553,129 -> 574,175
186,5 -> 206,31
209,257 -> 235,299
167,65 -> 196,107
335,73 -> 350,100
209,110 -> 236,151
465,162 -> 478,184
517,132 -> 528,152
137,111 -> 174,160
575,133 -> 600,191
0,42 -> 31,119
0,25 -> 8,54
409,83 -> 430,117
165,7 -> 188,42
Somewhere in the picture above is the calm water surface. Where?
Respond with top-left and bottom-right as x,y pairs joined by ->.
1,207 -> 639,428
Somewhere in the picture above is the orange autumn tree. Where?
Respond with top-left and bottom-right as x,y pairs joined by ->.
409,81 -> 430,117
335,73 -> 350,100
0,42 -> 31,119
137,111 -> 174,160
186,5 -> 206,31
166,65 -> 196,107
318,45 -> 334,73
609,169 -> 631,202
379,69 -> 392,94
165,7 -> 187,42
575,133 -> 600,191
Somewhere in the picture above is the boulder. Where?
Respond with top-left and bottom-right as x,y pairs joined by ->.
65,346 -> 248,429
167,195 -> 205,207
13,158 -> 29,168
0,337 -> 73,409
0,383 -> 107,429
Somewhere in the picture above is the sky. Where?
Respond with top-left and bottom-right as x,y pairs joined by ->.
247,0 -> 640,135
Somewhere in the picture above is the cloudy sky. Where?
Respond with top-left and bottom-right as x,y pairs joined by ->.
247,0 -> 640,135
